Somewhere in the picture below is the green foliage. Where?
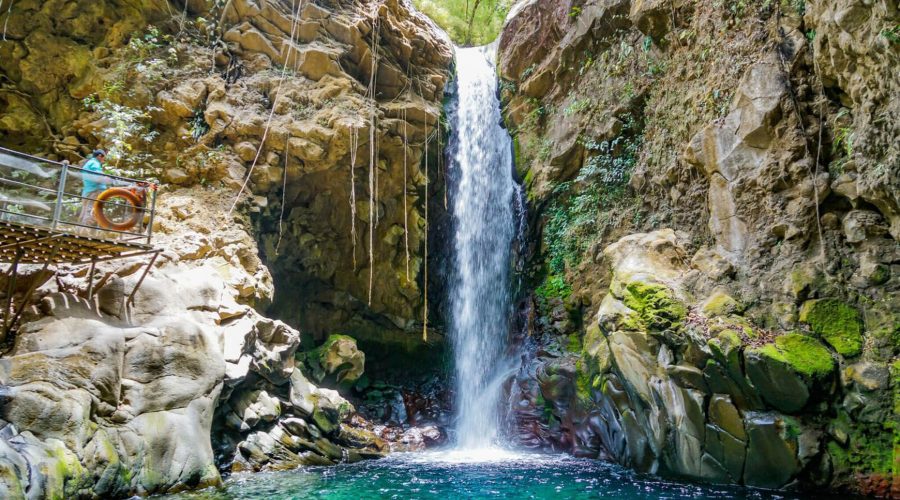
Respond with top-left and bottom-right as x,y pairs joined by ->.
412,0 -> 514,46
498,79 -> 517,96
827,409 -> 895,478
535,274 -> 572,301
189,108 -> 209,140
882,25 -> 900,44
520,64 -> 536,80
537,137 -> 552,161
542,119 -> 643,275
563,99 -> 591,116
799,299 -> 864,357
833,124 -> 855,159
82,95 -> 160,171
569,6 -> 582,19
757,333 -> 835,378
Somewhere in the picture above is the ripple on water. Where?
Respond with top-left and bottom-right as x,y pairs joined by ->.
169,451 -> 823,500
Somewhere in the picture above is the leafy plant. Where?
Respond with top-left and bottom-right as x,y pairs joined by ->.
82,96 -> 160,171
190,108 -> 210,140
520,64 -> 537,80
882,25 -> 900,44
537,138 -> 552,161
569,6 -> 582,19
564,99 -> 590,116
541,116 -> 644,275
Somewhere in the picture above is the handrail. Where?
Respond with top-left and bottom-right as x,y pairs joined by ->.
0,146 -> 157,244
0,146 -> 150,185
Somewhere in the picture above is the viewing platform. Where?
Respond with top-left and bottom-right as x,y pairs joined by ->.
0,146 -> 159,263
0,146 -> 161,336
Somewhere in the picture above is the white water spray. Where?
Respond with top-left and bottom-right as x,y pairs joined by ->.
449,45 -> 518,450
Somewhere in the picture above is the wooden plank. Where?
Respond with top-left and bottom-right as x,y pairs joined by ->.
0,219 -> 154,264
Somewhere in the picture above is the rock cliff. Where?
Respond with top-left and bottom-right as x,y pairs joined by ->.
0,0 -> 452,497
499,0 -> 898,496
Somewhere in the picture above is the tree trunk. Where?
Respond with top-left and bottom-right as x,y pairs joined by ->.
465,0 -> 483,46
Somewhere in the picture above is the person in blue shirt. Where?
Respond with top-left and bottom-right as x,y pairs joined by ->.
79,149 -> 109,225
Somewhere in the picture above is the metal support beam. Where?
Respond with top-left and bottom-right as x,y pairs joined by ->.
5,245 -> 56,339
127,250 -> 160,307
51,163 -> 68,230
3,248 -> 23,333
86,259 -> 97,300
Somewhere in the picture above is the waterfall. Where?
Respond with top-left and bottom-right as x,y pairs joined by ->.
448,44 -> 518,450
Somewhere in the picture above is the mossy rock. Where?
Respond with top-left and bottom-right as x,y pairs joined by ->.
303,334 -> 365,385
745,334 -> 835,413
621,281 -> 686,332
701,292 -> 743,317
799,299 -> 864,357
755,333 -> 835,379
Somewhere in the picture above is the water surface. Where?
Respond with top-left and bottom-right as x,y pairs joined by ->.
174,452 -> 807,499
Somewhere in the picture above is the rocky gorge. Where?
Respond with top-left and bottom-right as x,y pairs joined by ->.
0,0 -> 897,498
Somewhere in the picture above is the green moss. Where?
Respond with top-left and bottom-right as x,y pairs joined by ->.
566,333 -> 582,353
709,329 -> 741,359
799,299 -> 864,357
757,333 -> 834,379
621,281 -> 686,332
828,410 -> 895,478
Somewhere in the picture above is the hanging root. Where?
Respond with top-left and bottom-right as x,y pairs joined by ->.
367,6 -> 380,306
228,0 -> 303,216
422,108 -> 429,342
275,140 -> 289,255
350,125 -> 359,269
403,107 -> 410,282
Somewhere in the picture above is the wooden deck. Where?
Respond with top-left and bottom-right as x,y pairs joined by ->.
0,220 -> 156,264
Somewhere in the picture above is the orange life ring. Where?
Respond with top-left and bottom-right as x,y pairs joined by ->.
93,187 -> 143,231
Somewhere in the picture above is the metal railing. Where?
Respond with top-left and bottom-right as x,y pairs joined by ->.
0,146 -> 157,244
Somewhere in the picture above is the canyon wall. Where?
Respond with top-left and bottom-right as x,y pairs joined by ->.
499,0 -> 898,495
0,0 -> 452,496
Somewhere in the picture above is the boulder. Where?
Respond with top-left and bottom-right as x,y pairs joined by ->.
745,334 -> 835,413
742,412 -> 801,489
307,334 -> 365,385
289,369 -> 353,435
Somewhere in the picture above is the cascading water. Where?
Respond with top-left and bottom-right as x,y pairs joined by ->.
448,44 -> 519,450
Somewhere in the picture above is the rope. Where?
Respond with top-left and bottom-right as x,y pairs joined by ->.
775,4 -> 827,269
422,90 -> 429,343
227,0 -> 303,217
